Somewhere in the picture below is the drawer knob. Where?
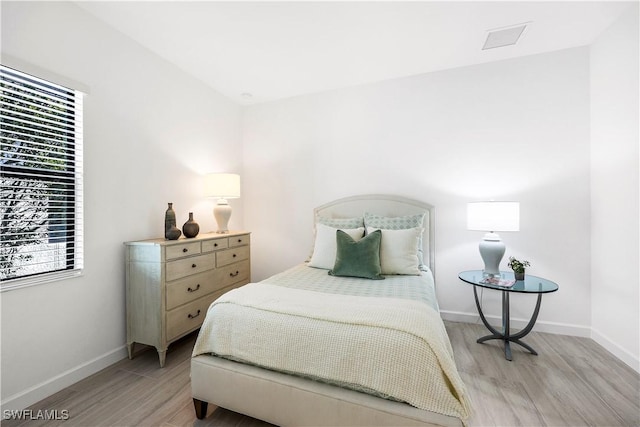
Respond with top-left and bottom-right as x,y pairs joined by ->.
238,239 -> 242,243
192,263 -> 197,268
183,248 -> 188,253
188,309 -> 201,319
187,284 -> 201,292
230,271 -> 239,277
232,254 -> 237,258
214,243 -> 218,247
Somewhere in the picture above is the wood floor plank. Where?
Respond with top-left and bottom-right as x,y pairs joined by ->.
5,322 -> 638,427
561,353 -> 638,426
102,360 -> 192,426
70,373 -> 160,426
449,322 -> 639,427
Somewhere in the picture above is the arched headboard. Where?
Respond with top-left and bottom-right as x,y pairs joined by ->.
314,194 -> 435,275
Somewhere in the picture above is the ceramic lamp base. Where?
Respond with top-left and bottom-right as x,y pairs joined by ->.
214,200 -> 232,233
479,232 -> 505,276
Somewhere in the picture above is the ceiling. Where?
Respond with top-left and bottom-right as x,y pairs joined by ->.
76,1 -> 632,105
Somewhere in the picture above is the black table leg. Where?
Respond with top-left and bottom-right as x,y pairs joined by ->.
473,286 -> 542,360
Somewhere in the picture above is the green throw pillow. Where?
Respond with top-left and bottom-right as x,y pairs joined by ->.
329,229 -> 384,280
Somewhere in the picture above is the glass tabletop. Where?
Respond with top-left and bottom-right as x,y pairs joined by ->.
458,270 -> 559,294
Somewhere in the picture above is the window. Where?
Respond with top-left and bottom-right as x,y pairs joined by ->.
0,65 -> 84,290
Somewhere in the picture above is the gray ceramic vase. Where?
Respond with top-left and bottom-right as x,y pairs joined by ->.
165,203 -> 178,240
182,212 -> 200,238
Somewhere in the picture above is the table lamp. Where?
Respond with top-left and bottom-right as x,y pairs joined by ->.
467,201 -> 519,276
205,173 -> 240,233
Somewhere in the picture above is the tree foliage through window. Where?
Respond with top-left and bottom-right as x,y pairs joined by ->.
0,65 -> 83,285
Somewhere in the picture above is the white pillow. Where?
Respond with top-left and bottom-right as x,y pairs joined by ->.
308,224 -> 365,270
367,227 -> 423,275
364,212 -> 426,266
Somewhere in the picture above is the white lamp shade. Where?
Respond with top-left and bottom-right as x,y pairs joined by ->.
205,173 -> 241,199
467,201 -> 519,232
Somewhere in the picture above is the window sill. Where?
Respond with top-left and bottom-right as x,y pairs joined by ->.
0,269 -> 83,293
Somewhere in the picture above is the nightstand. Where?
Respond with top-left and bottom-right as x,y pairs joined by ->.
458,270 -> 558,361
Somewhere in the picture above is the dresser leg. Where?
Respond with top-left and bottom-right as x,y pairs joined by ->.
127,342 -> 135,360
158,349 -> 167,368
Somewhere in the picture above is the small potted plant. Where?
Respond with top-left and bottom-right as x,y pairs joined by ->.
507,256 -> 530,280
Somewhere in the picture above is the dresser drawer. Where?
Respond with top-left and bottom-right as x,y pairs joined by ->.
165,241 -> 201,260
202,237 -> 228,252
218,260 -> 251,288
229,234 -> 250,248
166,253 -> 215,281
216,245 -> 250,268
165,292 -> 219,342
166,270 -> 217,310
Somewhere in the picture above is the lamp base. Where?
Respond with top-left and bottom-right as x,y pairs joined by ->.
479,232 -> 505,276
213,200 -> 232,234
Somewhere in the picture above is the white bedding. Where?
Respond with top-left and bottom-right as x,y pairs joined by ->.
262,263 -> 439,307
192,265 -> 470,421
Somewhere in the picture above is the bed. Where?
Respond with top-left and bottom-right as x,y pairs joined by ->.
191,194 -> 470,426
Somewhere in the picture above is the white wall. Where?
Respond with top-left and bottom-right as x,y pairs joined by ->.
1,2 -> 243,409
590,4 -> 640,371
243,48 -> 592,336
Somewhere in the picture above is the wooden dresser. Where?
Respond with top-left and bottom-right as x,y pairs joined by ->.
124,231 -> 251,367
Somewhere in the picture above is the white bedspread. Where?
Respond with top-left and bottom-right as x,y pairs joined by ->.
192,282 -> 470,421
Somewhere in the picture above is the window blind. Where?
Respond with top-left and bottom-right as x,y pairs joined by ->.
0,65 -> 84,289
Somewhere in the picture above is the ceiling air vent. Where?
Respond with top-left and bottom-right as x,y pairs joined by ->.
482,23 -> 529,50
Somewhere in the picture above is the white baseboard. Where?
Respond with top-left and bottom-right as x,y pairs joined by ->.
440,310 -> 591,337
591,327 -> 640,373
0,346 -> 128,411
441,310 -> 639,374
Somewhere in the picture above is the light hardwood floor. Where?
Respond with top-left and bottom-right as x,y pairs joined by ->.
4,321 -> 639,427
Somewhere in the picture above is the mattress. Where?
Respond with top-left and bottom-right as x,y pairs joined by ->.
192,264 -> 470,421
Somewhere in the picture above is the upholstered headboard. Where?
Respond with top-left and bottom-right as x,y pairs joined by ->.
314,194 -> 435,275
